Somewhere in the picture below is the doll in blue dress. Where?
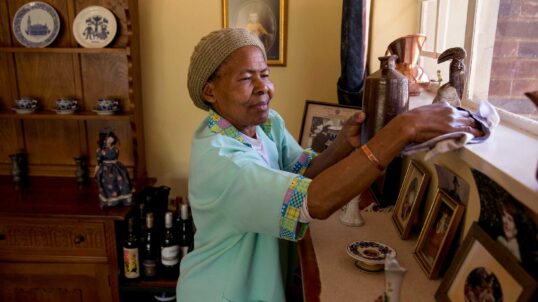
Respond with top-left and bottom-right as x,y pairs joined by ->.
95,130 -> 133,208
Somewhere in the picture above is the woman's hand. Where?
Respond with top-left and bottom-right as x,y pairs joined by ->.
339,111 -> 366,148
396,101 -> 483,143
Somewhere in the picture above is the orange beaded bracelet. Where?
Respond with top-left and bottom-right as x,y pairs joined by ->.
360,144 -> 385,172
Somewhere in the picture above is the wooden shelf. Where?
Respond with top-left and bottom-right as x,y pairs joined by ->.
0,47 -> 130,55
120,278 -> 177,293
0,111 -> 132,120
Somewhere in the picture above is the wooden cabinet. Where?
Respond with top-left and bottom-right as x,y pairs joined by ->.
0,1 -> 146,301
0,0 -> 146,180
0,176 -> 146,302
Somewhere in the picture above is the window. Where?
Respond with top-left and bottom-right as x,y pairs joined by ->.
418,0 -> 538,125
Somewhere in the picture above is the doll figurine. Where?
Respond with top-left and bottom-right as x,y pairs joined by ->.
95,130 -> 133,208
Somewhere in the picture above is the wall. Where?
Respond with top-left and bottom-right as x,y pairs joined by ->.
138,0 -> 417,197
488,0 -> 538,115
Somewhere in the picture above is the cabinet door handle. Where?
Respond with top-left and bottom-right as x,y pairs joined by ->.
0,234 -> 5,240
74,235 -> 85,244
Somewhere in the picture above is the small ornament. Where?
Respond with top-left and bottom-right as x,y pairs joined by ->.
339,194 -> 365,226
74,156 -> 89,184
95,129 -> 133,208
384,254 -> 407,302
9,149 -> 28,185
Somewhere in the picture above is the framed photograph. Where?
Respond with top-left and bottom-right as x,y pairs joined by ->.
298,100 -> 361,153
392,159 -> 430,239
435,164 -> 470,205
472,168 -> 538,279
436,222 -> 537,302
222,0 -> 287,65
414,189 -> 464,279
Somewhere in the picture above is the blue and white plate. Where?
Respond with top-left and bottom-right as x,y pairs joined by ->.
73,6 -> 117,48
346,240 -> 396,272
12,1 -> 60,48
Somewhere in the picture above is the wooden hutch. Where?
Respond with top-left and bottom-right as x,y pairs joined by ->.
0,0 -> 149,301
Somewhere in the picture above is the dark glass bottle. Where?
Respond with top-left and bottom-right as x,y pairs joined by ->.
123,217 -> 140,280
178,202 -> 194,259
160,211 -> 179,279
142,212 -> 158,279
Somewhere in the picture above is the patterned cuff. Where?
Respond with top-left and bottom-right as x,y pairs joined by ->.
279,175 -> 311,241
291,149 -> 318,175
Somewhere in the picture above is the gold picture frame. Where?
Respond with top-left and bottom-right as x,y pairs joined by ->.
436,222 -> 538,301
414,189 -> 464,279
391,159 -> 430,239
222,0 -> 287,66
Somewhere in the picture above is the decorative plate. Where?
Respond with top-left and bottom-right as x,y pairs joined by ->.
73,6 -> 117,48
11,107 -> 37,114
92,108 -> 119,115
346,240 -> 396,272
12,1 -> 60,48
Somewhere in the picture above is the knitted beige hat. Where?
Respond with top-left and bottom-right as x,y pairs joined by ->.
187,28 -> 267,111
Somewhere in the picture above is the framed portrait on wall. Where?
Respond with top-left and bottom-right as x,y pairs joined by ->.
414,189 -> 464,279
392,159 -> 430,239
435,223 -> 537,302
434,164 -> 470,205
298,100 -> 361,152
222,0 -> 287,65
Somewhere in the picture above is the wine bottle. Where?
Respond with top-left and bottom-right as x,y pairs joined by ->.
123,217 -> 140,280
160,211 -> 179,279
142,212 -> 158,279
178,202 -> 194,259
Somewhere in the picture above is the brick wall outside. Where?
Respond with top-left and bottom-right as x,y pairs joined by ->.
489,0 -> 538,115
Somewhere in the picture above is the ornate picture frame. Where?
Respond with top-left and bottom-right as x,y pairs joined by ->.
298,100 -> 361,152
222,0 -> 287,65
436,223 -> 537,302
414,189 -> 464,279
392,159 -> 430,239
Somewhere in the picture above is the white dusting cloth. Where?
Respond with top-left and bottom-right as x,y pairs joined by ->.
401,100 -> 499,160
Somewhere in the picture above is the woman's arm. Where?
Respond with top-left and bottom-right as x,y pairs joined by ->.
305,102 -> 482,219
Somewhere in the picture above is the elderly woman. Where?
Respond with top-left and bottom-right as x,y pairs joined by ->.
179,28 -> 481,301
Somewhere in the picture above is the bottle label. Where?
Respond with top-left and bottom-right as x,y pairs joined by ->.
143,259 -> 157,277
161,245 -> 179,266
123,247 -> 140,278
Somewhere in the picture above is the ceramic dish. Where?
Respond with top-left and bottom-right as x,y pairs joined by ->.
346,240 -> 396,272
73,6 -> 117,48
92,108 -> 119,115
12,1 -> 60,48
11,107 -> 37,114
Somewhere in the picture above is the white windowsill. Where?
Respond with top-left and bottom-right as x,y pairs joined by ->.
411,92 -> 538,213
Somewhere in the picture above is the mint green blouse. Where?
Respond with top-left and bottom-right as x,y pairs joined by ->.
178,109 -> 316,302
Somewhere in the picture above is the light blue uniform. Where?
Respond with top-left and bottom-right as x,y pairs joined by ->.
178,109 -> 316,302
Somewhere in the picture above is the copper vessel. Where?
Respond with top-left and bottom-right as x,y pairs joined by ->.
386,34 -> 430,96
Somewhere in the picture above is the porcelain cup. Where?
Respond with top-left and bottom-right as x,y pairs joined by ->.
56,98 -> 78,110
97,99 -> 119,111
15,97 -> 37,109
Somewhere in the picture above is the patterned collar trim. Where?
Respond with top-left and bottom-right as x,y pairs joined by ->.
207,109 -> 273,146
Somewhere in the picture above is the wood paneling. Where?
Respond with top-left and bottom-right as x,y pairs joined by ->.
23,120 -> 82,165
15,53 -> 78,107
81,53 -> 129,111
0,119 -> 21,164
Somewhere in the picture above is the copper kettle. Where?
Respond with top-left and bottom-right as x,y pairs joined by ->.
385,34 -> 430,96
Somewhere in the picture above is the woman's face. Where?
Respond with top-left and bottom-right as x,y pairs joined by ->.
502,207 -> 517,239
203,46 -> 274,135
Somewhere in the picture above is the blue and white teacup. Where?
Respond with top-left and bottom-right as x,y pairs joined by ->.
97,99 -> 119,111
56,98 -> 78,110
15,97 -> 37,109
